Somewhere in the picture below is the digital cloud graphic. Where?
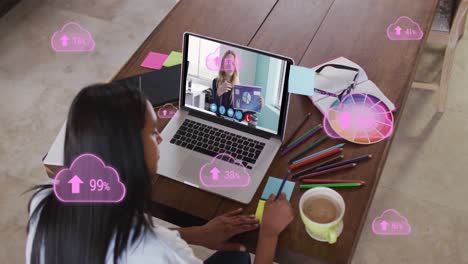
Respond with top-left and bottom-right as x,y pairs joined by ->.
53,153 -> 126,203
387,16 -> 423,41
205,46 -> 244,72
324,93 -> 394,144
372,209 -> 411,236
51,21 -> 95,52
199,153 -> 250,188
206,46 -> 222,71
157,103 -> 178,119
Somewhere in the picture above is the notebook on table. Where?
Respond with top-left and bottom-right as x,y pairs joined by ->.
114,64 -> 181,107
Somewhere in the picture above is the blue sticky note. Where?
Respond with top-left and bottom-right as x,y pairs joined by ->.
261,176 -> 295,201
288,65 -> 315,96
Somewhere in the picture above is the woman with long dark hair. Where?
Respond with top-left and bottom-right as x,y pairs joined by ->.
27,83 -> 293,264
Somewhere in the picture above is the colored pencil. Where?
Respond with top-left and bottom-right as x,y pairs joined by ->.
300,182 -> 363,189
301,179 -> 365,184
298,163 -> 356,180
287,123 -> 319,148
280,125 -> 322,156
288,135 -> 329,162
275,170 -> 290,201
291,155 -> 344,178
291,143 -> 345,165
315,154 -> 372,172
281,112 -> 311,148
289,148 -> 343,171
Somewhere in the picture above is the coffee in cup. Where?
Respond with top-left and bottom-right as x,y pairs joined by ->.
299,187 -> 345,244
303,196 -> 340,224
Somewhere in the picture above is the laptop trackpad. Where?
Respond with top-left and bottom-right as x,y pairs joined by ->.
177,156 -> 206,186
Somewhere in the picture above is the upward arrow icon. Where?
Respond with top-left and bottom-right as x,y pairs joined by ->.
210,167 -> 220,180
68,175 -> 84,194
395,26 -> 402,35
380,220 -> 388,231
61,35 -> 69,47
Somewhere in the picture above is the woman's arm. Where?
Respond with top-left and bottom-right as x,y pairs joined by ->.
175,226 -> 205,246
254,193 -> 294,264
174,208 -> 259,251
217,79 -> 233,97
254,229 -> 279,264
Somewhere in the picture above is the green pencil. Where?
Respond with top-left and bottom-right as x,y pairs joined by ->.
300,183 -> 363,189
288,135 -> 329,162
287,124 -> 322,147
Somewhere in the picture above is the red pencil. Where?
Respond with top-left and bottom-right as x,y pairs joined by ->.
298,163 -> 356,180
289,148 -> 343,171
301,179 -> 365,184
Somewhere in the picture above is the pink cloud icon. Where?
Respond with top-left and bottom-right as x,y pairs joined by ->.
205,46 -> 221,71
157,103 -> 178,119
199,153 -> 250,188
53,153 -> 126,203
205,46 -> 244,72
51,21 -> 95,52
372,209 -> 411,236
387,16 -> 423,41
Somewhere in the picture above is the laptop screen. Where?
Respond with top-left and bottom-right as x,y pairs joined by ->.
183,34 -> 289,135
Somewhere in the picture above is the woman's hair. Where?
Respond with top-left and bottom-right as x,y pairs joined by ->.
27,83 -> 154,264
216,50 -> 239,103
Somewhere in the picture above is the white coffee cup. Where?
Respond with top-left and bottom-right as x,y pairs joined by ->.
299,187 -> 345,244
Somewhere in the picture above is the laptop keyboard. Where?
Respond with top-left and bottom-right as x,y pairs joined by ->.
169,119 -> 265,169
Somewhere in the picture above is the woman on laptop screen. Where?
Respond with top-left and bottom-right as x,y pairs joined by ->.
212,50 -> 264,126
26,83 -> 293,264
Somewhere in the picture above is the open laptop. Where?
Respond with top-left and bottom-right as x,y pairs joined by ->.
158,32 -> 293,204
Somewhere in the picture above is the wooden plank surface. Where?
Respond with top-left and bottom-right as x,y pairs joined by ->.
108,0 -> 439,263
112,0 -> 279,80
294,0 -> 438,261
214,0 -> 439,263
235,0 -> 437,263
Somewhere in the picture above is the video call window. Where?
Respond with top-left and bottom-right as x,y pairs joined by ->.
185,35 -> 287,135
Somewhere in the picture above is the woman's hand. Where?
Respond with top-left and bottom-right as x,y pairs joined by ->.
260,193 -> 294,237
198,208 -> 259,251
253,193 -> 294,264
217,80 -> 233,96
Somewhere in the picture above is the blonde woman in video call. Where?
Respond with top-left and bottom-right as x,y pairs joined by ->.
211,50 -> 263,126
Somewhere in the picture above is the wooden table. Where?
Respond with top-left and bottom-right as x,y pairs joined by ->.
47,0 -> 439,263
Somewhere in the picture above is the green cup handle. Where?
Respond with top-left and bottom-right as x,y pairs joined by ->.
327,227 -> 337,244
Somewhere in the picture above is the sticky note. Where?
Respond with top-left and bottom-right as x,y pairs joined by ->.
288,65 -> 315,96
141,51 -> 168,70
255,200 -> 266,223
261,176 -> 295,201
163,51 -> 183,67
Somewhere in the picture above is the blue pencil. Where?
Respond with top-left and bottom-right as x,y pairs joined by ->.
275,170 -> 290,201
291,143 -> 345,165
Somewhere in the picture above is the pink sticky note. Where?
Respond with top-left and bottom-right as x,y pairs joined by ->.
141,52 -> 168,70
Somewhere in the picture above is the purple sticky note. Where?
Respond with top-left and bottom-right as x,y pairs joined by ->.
141,51 -> 168,70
